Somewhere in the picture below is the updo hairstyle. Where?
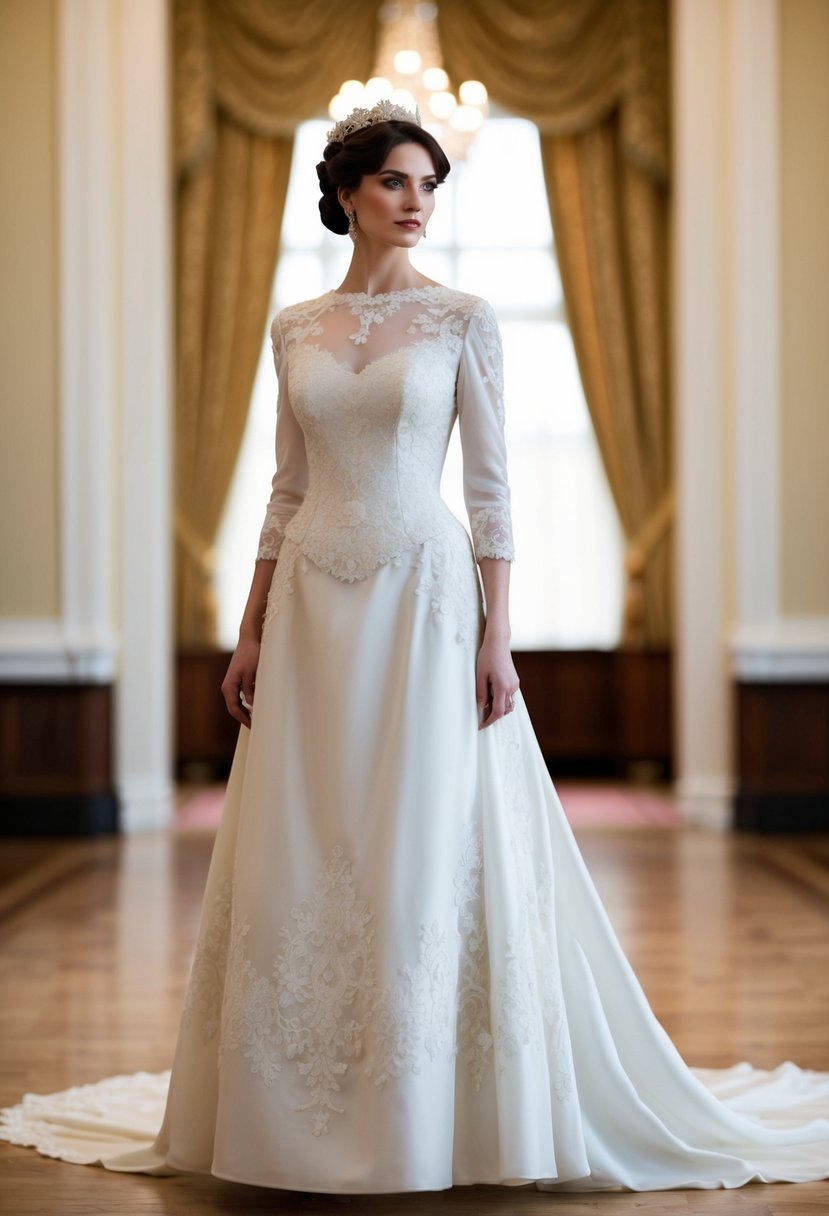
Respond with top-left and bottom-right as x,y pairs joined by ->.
316,120 -> 451,236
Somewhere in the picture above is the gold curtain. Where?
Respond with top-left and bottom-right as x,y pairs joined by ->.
173,0 -> 378,646
439,0 -> 672,646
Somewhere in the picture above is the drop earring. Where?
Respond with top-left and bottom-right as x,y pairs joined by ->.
347,209 -> 358,243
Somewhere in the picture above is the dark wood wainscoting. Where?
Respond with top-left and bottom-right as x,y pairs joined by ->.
0,684 -> 117,835
735,681 -> 829,831
176,648 -> 674,781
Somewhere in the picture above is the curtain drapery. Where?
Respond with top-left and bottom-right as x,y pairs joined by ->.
173,0 -> 378,646
439,0 -> 672,646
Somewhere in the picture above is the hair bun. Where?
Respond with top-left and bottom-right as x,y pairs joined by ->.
316,156 -> 349,235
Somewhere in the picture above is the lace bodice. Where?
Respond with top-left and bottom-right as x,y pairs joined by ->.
256,285 -> 514,579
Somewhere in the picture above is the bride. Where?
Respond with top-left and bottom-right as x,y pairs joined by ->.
2,99 -> 828,1196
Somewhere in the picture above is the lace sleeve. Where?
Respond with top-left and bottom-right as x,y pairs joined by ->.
456,299 -> 515,562
255,314 -> 309,562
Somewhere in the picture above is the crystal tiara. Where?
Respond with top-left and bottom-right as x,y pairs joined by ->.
326,98 -> 422,146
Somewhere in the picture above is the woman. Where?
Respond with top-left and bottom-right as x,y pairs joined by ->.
2,100 -> 828,1195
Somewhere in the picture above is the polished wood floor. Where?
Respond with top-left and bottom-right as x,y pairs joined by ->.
1,818 -> 828,1215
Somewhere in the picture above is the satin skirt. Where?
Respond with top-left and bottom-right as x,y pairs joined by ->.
2,539 -> 829,1193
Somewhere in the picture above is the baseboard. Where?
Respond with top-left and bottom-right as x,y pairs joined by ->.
0,792 -> 119,836
735,792 -> 829,833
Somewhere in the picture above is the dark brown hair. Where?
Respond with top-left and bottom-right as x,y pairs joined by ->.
316,120 -> 451,235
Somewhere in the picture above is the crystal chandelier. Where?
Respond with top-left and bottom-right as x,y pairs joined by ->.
329,1 -> 488,163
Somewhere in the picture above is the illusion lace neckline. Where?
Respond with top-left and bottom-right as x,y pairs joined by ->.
326,284 -> 448,302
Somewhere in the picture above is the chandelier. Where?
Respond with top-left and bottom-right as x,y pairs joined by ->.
329,1 -> 488,163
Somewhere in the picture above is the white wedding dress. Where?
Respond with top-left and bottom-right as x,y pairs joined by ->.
2,285 -> 828,1194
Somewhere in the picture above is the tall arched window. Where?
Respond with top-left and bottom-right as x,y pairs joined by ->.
216,113 -> 624,650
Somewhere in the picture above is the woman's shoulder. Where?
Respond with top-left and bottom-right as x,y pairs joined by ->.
269,293 -> 334,347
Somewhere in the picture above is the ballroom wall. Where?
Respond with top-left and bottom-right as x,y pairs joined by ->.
0,0 -> 60,618
779,0 -> 829,617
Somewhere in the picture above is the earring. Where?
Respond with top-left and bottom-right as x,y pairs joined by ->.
347,209 -> 358,242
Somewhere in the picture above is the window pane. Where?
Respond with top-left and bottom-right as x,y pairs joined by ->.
501,322 -> 589,437
457,119 -> 552,248
458,251 -> 562,311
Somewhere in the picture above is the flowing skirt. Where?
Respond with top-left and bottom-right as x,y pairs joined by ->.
2,535 -> 829,1193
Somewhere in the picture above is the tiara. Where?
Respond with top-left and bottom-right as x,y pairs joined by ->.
326,98 -> 422,146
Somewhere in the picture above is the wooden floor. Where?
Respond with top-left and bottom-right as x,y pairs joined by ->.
1,821 -> 828,1214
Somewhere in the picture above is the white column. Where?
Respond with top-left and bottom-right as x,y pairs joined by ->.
114,0 -> 174,831
671,0 -> 734,828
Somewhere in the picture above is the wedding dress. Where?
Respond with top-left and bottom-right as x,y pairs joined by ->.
2,284 -> 828,1194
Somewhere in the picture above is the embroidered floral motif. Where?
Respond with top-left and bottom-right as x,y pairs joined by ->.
199,816 -> 570,1135
470,505 -> 515,562
364,922 -> 455,1088
453,821 -> 494,1090
260,538 -> 300,640
221,846 -> 377,1137
180,876 -> 232,1044
413,532 -> 482,650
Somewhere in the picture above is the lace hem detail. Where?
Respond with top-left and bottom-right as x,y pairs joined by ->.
182,814 -> 571,1136
469,506 -> 515,561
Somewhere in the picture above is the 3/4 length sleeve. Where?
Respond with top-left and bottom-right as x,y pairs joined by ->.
255,313 -> 308,561
456,298 -> 516,562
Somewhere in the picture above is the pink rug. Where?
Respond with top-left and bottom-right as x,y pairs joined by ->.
175,781 -> 680,832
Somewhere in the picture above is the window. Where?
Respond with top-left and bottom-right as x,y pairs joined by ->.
216,114 -> 624,650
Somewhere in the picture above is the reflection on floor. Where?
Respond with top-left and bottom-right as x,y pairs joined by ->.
174,780 -> 682,832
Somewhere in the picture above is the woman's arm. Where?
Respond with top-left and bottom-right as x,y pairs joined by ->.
221,558 -> 276,727
476,556 -> 520,730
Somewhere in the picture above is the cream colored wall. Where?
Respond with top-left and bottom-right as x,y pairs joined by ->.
779,0 -> 829,616
0,0 -> 60,617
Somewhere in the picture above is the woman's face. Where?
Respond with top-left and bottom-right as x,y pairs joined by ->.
339,141 -> 438,245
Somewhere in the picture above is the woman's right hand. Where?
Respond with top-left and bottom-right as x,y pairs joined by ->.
221,635 -> 261,728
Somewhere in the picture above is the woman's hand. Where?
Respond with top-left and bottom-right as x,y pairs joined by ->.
221,635 -> 261,728
476,632 -> 520,730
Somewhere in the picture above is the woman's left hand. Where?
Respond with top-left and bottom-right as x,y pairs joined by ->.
476,634 -> 520,730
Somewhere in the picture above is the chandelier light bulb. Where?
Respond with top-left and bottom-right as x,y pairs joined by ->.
339,79 -> 366,103
393,49 -> 422,75
329,93 -> 353,120
390,86 -> 417,110
365,76 -> 392,102
422,67 -> 449,91
428,90 -> 457,120
459,80 -> 488,107
448,104 -> 484,133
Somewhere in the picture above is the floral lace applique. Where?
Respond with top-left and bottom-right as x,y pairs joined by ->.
469,505 -> 515,562
180,876 -> 233,1045
453,820 -> 494,1090
261,535 -> 481,651
363,922 -> 455,1088
413,533 -> 482,650
221,846 -> 377,1138
260,538 -> 301,640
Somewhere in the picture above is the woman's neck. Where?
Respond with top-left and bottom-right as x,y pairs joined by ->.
334,245 -> 435,297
